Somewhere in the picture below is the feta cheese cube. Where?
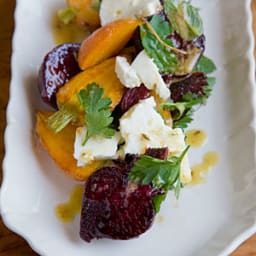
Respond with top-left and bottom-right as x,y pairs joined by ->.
119,97 -> 191,183
131,50 -> 170,100
115,56 -> 141,88
74,127 -> 120,167
100,0 -> 162,26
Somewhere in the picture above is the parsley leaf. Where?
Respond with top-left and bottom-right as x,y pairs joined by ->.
161,94 -> 202,129
164,0 -> 203,41
162,98 -> 201,120
194,55 -> 216,74
77,83 -> 115,145
153,193 -> 167,213
140,14 -> 178,74
129,146 -> 189,212
173,108 -> 194,129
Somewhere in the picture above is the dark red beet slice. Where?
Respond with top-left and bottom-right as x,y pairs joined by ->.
170,72 -> 208,102
168,32 -> 205,53
80,166 -> 155,242
113,154 -> 140,174
145,147 -> 168,160
120,84 -> 150,112
38,43 -> 80,108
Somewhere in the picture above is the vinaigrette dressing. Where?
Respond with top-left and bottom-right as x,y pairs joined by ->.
189,151 -> 219,186
185,129 -> 207,147
55,185 -> 84,223
51,13 -> 89,45
157,215 -> 165,223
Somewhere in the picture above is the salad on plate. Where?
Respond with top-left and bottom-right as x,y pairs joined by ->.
36,0 -> 216,242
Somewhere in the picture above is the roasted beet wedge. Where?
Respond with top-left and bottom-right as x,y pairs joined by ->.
80,166 -> 155,242
80,148 -> 169,242
145,147 -> 168,160
38,43 -> 80,108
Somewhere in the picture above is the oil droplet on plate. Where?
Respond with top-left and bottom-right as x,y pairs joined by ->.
157,215 -> 165,223
188,151 -> 219,186
55,185 -> 84,223
185,129 -> 208,147
51,13 -> 90,45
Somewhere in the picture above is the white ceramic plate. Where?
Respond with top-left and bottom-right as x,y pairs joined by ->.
1,0 -> 256,255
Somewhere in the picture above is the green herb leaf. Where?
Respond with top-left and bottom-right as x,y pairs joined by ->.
140,14 -> 178,74
162,97 -> 201,120
161,92 -> 203,129
173,108 -> 194,129
130,146 -> 189,211
164,0 -> 203,41
57,7 -> 76,25
173,177 -> 183,199
77,83 -> 115,145
153,193 -> 167,213
204,76 -> 216,98
194,55 -> 217,74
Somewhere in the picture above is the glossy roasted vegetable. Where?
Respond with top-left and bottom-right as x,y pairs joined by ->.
36,111 -> 104,181
78,18 -> 142,70
38,43 -> 80,108
48,57 -> 125,132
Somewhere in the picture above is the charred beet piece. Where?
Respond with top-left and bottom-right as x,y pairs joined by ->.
120,84 -> 150,112
38,43 -> 80,108
112,84 -> 150,128
170,72 -> 208,102
80,146 -> 170,242
80,166 -> 155,242
145,147 -> 168,160
113,154 -> 140,174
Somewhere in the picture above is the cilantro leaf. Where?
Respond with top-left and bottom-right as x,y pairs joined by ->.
164,0 -> 203,41
194,55 -> 217,74
129,146 -> 189,211
140,14 -> 178,74
77,83 -> 115,145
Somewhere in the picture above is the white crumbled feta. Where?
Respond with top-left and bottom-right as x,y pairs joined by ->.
119,97 -> 191,182
119,97 -> 183,153
139,1 -> 162,17
115,56 -> 141,88
74,127 -> 120,167
131,50 -> 170,100
100,0 -> 162,26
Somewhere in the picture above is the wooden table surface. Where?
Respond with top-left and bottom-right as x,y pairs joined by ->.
1,1 -> 256,255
